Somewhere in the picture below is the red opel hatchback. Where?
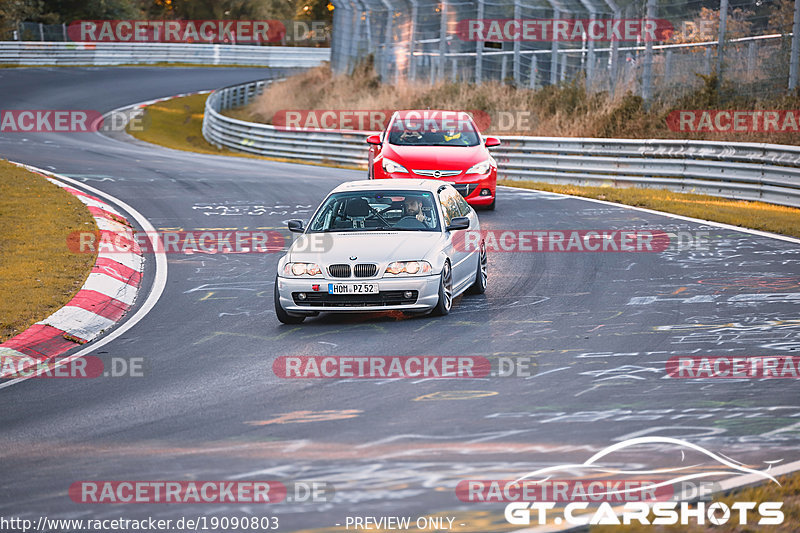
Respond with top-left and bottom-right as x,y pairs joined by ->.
367,110 -> 501,210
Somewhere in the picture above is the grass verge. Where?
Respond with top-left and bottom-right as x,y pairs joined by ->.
0,161 -> 97,342
125,93 -> 362,170
500,179 -> 800,239
592,471 -> 800,532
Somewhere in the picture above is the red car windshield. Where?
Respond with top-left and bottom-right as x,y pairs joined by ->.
388,115 -> 480,147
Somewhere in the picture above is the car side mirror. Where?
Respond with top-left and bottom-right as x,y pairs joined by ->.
366,134 -> 382,145
446,217 -> 470,231
485,137 -> 501,147
287,220 -> 305,233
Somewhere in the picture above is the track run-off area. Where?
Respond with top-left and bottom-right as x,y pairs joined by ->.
2,67 -> 800,531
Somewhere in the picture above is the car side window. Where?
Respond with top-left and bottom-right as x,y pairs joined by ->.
439,188 -> 461,225
438,190 -> 452,226
454,193 -> 472,217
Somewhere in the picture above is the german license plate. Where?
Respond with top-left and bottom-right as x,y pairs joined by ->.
328,283 -> 379,294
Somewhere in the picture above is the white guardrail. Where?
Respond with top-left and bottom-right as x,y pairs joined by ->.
0,41 -> 329,67
203,80 -> 800,209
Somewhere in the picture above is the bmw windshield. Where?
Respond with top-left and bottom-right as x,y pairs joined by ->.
307,191 -> 441,232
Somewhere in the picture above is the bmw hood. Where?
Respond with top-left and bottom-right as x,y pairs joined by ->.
288,232 -> 443,267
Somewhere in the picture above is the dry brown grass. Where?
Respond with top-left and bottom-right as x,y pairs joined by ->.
233,64 -> 800,144
0,161 -> 97,341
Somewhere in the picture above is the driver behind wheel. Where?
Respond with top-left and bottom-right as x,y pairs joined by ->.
403,196 -> 433,227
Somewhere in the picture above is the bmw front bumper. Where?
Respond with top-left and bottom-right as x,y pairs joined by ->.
276,275 -> 441,313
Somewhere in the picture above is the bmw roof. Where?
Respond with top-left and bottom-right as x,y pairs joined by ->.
330,179 -> 454,194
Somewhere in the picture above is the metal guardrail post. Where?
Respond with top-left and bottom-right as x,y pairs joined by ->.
641,0 -> 656,105
577,0 -> 596,89
438,0 -> 448,83
790,0 -> 800,90
716,0 -> 729,92
334,0 -> 353,73
605,0 -> 620,96
348,0 -> 362,72
408,0 -> 418,81
550,6 -> 560,86
513,0 -> 521,86
475,0 -> 484,84
380,0 -> 395,82
664,50 -> 672,83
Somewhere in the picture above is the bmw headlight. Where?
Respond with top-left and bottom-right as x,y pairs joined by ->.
284,262 -> 323,276
382,158 -> 409,174
384,260 -> 432,276
466,159 -> 491,175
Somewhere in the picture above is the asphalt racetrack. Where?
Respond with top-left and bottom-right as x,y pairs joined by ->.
2,67 -> 800,531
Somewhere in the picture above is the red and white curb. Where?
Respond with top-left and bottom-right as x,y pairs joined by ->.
0,165 -> 144,377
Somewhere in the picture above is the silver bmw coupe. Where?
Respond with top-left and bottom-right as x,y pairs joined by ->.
274,180 -> 487,323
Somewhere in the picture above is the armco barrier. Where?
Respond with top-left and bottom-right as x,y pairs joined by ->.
0,41 -> 329,67
202,80 -> 800,209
